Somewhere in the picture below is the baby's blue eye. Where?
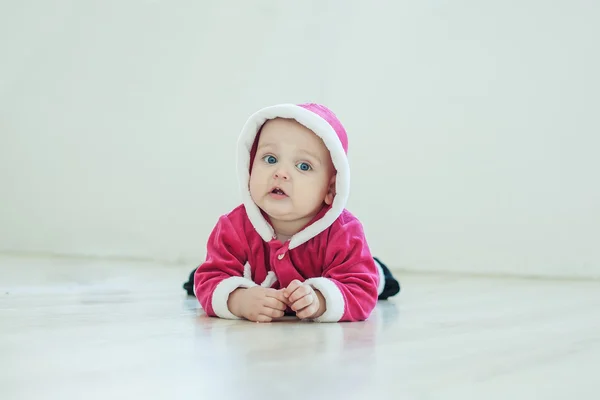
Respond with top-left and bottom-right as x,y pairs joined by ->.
263,155 -> 277,164
296,162 -> 312,171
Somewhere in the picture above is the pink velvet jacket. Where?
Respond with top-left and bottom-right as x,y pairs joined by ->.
194,205 -> 379,322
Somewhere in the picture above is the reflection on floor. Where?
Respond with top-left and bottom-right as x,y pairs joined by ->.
1,255 -> 599,399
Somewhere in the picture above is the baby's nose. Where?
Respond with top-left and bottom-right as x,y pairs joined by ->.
274,169 -> 289,180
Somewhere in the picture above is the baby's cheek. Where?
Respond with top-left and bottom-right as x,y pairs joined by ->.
248,178 -> 263,197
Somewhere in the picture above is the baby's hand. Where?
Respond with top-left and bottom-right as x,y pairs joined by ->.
283,280 -> 326,320
228,286 -> 288,323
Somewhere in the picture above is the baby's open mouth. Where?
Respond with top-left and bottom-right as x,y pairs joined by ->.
271,187 -> 287,195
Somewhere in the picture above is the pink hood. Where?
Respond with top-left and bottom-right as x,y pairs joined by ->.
236,103 -> 351,249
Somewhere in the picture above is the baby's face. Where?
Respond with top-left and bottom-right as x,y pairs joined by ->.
249,118 -> 335,227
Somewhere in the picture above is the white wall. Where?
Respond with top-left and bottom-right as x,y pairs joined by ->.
1,1 -> 599,278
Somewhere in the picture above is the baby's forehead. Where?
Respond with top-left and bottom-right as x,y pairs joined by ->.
259,118 -> 322,146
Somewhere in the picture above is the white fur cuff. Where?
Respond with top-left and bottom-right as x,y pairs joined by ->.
304,277 -> 345,322
211,276 -> 258,319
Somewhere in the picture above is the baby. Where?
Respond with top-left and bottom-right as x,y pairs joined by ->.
190,103 -> 400,322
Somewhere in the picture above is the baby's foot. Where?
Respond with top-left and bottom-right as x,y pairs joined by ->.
374,257 -> 401,300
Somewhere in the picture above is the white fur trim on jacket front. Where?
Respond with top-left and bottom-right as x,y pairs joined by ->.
237,104 -> 350,249
260,271 -> 278,288
211,276 -> 257,319
304,277 -> 345,322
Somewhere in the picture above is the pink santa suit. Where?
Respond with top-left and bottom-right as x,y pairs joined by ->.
194,103 -> 386,322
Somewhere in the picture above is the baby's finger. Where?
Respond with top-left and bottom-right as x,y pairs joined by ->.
296,304 -> 318,320
288,285 -> 311,304
291,293 -> 313,311
265,288 -> 288,303
262,307 -> 285,319
283,280 -> 302,298
264,297 -> 287,311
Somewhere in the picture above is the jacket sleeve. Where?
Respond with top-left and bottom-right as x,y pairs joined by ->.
305,219 -> 379,322
194,215 -> 257,319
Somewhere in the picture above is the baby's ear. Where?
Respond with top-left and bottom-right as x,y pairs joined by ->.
324,174 -> 337,205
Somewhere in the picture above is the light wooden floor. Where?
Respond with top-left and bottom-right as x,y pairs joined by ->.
1,255 -> 599,400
